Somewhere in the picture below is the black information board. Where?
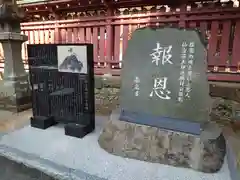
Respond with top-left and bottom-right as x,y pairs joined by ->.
27,44 -> 95,138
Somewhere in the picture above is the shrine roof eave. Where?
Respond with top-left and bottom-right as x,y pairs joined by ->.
18,0 -> 72,6
18,0 -> 205,9
19,0 -> 210,15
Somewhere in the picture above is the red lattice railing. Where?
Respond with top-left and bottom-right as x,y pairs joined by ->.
0,3 -> 240,82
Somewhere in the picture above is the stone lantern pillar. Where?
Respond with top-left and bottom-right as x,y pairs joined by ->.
0,0 -> 31,112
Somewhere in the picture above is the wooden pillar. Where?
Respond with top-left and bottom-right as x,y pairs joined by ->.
105,7 -> 114,74
54,13 -> 61,43
179,4 -> 187,28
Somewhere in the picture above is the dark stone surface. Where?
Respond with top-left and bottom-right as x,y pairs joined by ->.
120,27 -> 210,131
64,123 -> 95,138
31,116 -> 57,130
0,155 -> 57,180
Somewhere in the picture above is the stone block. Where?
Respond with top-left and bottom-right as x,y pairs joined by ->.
0,77 -> 31,112
98,111 -> 226,173
30,116 -> 57,130
0,32 -> 27,41
64,123 -> 94,138
94,76 -> 120,115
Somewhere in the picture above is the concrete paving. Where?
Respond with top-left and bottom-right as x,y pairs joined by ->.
0,109 -> 58,180
0,155 -> 57,180
0,115 -> 232,180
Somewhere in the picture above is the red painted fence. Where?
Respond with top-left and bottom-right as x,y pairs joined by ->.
1,5 -> 240,82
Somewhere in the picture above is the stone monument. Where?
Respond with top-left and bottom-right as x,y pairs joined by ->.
0,0 -> 31,112
99,27 -> 226,173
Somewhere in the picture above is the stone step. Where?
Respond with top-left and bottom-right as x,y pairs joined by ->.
0,155 -> 57,180
223,127 -> 240,180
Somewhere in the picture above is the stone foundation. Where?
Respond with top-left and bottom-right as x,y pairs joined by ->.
0,96 -> 31,112
94,76 -> 120,115
98,111 -> 226,173
0,78 -> 31,112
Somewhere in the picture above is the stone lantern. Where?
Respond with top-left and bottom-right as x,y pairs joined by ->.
0,0 -> 30,112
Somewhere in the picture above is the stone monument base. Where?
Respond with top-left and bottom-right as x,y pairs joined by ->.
98,110 -> 226,173
0,76 -> 31,112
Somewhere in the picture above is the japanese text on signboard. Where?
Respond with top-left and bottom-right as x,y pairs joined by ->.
132,41 -> 195,102
178,41 -> 195,102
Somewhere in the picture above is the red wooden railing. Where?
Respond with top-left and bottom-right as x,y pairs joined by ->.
1,5 -> 240,82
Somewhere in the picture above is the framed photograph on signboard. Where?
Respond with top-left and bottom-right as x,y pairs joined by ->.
57,45 -> 88,74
